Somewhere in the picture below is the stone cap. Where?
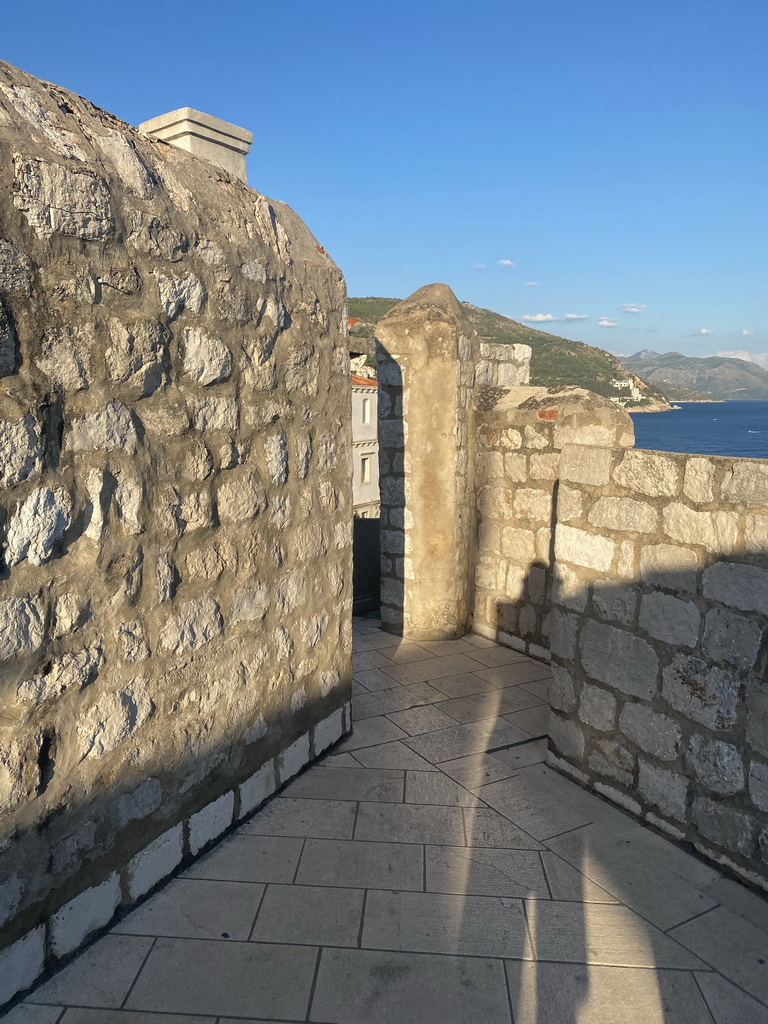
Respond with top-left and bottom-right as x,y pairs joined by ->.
139,108 -> 253,183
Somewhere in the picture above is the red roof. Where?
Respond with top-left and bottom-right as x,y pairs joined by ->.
351,373 -> 377,387
348,317 -> 362,327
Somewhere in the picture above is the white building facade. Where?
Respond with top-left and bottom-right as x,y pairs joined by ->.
351,373 -> 379,516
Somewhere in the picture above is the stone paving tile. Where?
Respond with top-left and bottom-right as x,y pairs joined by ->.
385,704 -> 458,736
462,807 -> 545,851
506,962 -> 715,1024
410,638 -> 479,657
489,738 -> 548,771
353,680 -> 448,720
61,1012 -> 211,1024
351,650 -> 393,672
438,687 -> 545,724
527,900 -> 708,968
295,838 -> 423,890
694,971 -> 768,1024
404,719 -> 531,764
351,631 -> 408,652
237,797 -> 357,838
355,801 -> 466,846
439,751 -> 520,788
701,876 -> 768,933
183,834 -> 302,883
317,751 -> 361,768
362,890 -> 533,959
405,771 -> 482,806
351,740 -> 438,771
426,671 -> 498,698
519,678 -> 551,702
515,765 -> 640,838
379,642 -> 439,664
278,766 -> 405,803
250,883 -> 364,947
351,678 -> 369,695
5,1008 -> 63,1024
336,715 -> 408,749
503,703 -> 551,737
479,775 -> 600,842
113,878 -> 263,939
669,906 -> 768,1005
477,661 -> 553,688
26,935 -> 154,1008
463,645 -> 532,668
310,947 -> 513,1024
351,667 -> 401,691
539,851 -> 620,903
125,938 -> 317,1019
425,845 -> 549,897
378,653 -> 485,685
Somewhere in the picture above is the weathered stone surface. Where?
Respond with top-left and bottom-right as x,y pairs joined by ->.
702,608 -> 763,670
78,683 -> 154,759
182,326 -> 231,385
233,585 -> 270,623
661,655 -> 739,729
116,778 -> 162,828
119,621 -> 149,662
159,596 -> 224,653
0,414 -> 43,488
553,564 -> 588,612
264,433 -> 289,485
67,401 -> 139,454
703,562 -> 768,614
559,444 -> 612,485
683,457 -> 715,503
0,596 -> 44,660
589,738 -> 634,785
613,449 -> 679,496
692,796 -> 755,858
638,592 -> 700,648
549,607 -> 579,660
579,684 -> 616,731
555,525 -> 615,572
94,130 -> 154,197
549,713 -> 585,760
549,663 -> 577,713
193,395 -> 238,432
588,496 -> 657,533
639,543 -> 698,591
638,761 -> 687,820
749,762 -> 768,813
721,461 -> 768,507
18,644 -> 102,705
217,469 -> 267,521
501,527 -> 536,561
557,485 -> 583,522
13,156 -> 113,239
592,583 -> 638,625
0,300 -> 16,376
579,620 -> 658,699
155,553 -> 177,603
155,270 -> 206,320
619,703 -> 681,762
687,734 -> 744,796
5,486 -> 71,566
35,325 -> 93,390
746,514 -> 768,554
106,318 -> 169,395
663,503 -> 738,553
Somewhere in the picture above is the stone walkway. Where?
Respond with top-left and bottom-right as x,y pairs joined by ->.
10,617 -> 768,1023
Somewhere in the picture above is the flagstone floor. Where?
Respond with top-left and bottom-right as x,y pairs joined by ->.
9,617 -> 768,1023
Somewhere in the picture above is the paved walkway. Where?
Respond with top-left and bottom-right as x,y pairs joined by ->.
11,618 -> 768,1023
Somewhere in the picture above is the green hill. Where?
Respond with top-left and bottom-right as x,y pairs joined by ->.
348,297 -> 670,408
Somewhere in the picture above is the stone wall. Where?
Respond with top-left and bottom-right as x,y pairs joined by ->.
548,446 -> 768,889
0,60 -> 351,1002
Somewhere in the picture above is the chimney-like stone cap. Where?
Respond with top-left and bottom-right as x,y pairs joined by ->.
139,107 -> 253,183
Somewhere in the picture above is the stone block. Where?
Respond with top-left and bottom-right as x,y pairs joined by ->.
613,449 -> 679,496
663,503 -> 738,553
638,761 -> 687,820
687,734 -> 745,796
36,325 -> 93,390
692,796 -> 755,858
555,525 -> 615,572
638,592 -> 700,648
593,783 -> 641,815
0,596 -> 45,661
182,326 -> 232,385
588,738 -> 634,785
683,457 -> 715,503
193,396 -> 238,432
116,778 -> 162,828
503,454 -> 528,481
557,485 -> 583,522
50,873 -> 121,957
159,596 -> 224,653
553,564 -> 588,612
748,761 -> 768,812
513,488 -> 551,522
560,445 -> 612,485
14,156 -> 112,240
746,513 -> 768,553
0,413 -> 43,488
549,608 -> 579,660
747,688 -> 768,759
549,663 -> 577,712
548,714 -> 585,761
588,496 -> 657,533
721,461 -> 768,506
217,469 -> 267,521
238,761 -> 277,818
639,543 -> 698,591
0,927 -> 44,1005
127,824 -> 184,900
702,608 -> 763,670
529,453 -> 559,480
314,707 -> 345,754
662,655 -> 739,729
579,684 -> 616,731
703,562 -> 768,614
189,791 -> 235,855
619,703 -> 681,761
501,527 -> 536,561
106,317 -> 169,396
592,583 -> 638,625
67,401 -> 138,454
280,732 -> 311,783
580,620 -> 658,699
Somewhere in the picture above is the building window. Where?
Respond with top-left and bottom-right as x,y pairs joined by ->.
361,455 -> 371,484
361,397 -> 371,425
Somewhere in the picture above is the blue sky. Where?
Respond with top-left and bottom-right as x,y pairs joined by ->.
3,0 -> 766,362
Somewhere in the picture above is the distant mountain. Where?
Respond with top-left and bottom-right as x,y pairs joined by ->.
348,297 -> 670,409
620,351 -> 768,401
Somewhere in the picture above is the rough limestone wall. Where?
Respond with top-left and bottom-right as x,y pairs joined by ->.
548,445 -> 768,889
472,387 -> 633,659
0,59 -> 351,980
376,284 -> 478,639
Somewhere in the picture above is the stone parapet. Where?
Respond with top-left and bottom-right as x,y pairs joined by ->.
139,107 -> 253,183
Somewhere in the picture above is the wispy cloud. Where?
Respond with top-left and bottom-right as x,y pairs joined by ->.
521,313 -> 589,323
621,303 -> 645,314
743,329 -> 754,336
472,263 -> 486,269
598,318 -> 619,327
717,349 -> 768,369
524,281 -> 541,287
698,328 -> 714,335
497,259 -> 517,268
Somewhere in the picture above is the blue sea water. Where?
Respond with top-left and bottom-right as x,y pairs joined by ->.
630,401 -> 768,460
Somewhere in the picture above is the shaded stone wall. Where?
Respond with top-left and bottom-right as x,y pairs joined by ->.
548,446 -> 768,889
0,60 -> 351,998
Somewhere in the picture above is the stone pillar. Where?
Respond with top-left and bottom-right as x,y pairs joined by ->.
376,284 -> 478,639
139,108 -> 253,183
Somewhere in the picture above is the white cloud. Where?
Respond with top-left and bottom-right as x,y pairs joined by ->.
524,281 -> 541,287
598,318 -> 619,327
743,329 -> 754,336
716,349 -> 768,369
521,313 -> 589,323
698,329 -> 714,335
621,303 -> 646,313
497,259 -> 517,268
472,263 -> 486,269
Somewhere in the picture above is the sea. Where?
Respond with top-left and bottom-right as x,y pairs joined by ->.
630,400 -> 768,460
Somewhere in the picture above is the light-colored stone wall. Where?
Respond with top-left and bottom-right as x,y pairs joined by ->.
548,445 -> 768,889
351,383 -> 379,514
0,59 -> 352,996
